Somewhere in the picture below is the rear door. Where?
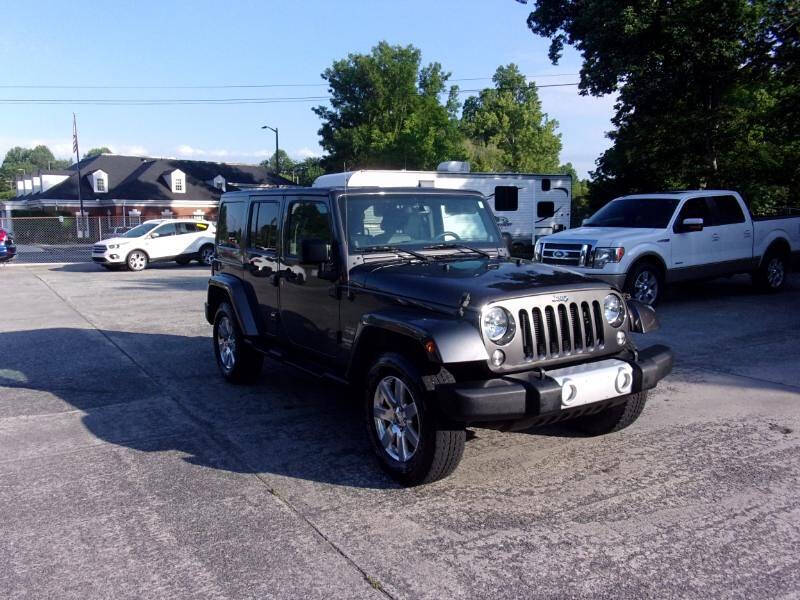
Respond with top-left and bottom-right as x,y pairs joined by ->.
708,194 -> 752,265
670,197 -> 715,277
244,197 -> 282,337
174,221 -> 201,256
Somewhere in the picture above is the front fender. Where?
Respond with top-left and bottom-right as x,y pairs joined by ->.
207,273 -> 262,336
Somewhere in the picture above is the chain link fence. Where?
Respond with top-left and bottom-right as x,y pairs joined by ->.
0,216 -> 145,264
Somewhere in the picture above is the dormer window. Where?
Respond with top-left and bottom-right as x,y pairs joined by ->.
97,178 -> 105,192
90,169 -> 108,194
175,178 -> 183,192
212,174 -> 226,191
168,168 -> 186,194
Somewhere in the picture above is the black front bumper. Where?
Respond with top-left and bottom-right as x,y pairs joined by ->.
437,344 -> 673,423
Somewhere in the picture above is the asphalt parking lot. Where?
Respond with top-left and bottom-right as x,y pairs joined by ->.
1,263 -> 799,599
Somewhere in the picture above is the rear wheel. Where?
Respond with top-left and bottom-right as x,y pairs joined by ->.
365,353 -> 465,486
126,250 -> 148,272
753,250 -> 788,292
213,302 -> 263,383
175,256 -> 191,266
198,244 -> 215,265
570,391 -> 648,435
624,261 -> 663,305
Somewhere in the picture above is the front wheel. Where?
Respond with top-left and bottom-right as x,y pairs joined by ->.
213,302 -> 264,383
126,250 -> 148,272
570,391 -> 648,435
624,262 -> 663,305
365,353 -> 465,486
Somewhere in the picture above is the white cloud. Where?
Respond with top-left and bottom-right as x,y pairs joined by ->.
293,147 -> 322,160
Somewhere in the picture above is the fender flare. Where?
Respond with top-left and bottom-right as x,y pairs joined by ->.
206,273 -> 262,336
757,235 -> 791,268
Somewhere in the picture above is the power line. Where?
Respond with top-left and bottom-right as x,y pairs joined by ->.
0,74 -> 579,90
0,83 -> 580,106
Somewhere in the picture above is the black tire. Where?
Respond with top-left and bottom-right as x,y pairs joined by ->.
126,250 -> 148,272
624,261 -> 664,305
175,256 -> 191,266
752,249 -> 789,292
198,244 -> 215,265
365,353 -> 465,486
570,391 -> 648,435
213,302 -> 264,384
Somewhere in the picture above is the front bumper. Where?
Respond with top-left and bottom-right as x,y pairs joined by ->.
437,344 -> 673,424
92,251 -> 125,264
0,246 -> 16,263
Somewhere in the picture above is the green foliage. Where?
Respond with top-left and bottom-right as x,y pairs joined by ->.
259,149 -> 296,179
522,0 -> 800,214
461,64 -> 562,172
85,147 -> 112,158
313,41 -> 465,170
0,145 -> 70,197
292,157 -> 325,186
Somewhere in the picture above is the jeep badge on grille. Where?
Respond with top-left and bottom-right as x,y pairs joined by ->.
552,295 -> 569,303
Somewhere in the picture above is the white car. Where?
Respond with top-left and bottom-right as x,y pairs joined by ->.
535,190 -> 800,304
92,219 -> 216,271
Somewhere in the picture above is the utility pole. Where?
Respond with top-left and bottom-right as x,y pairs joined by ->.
261,125 -> 279,177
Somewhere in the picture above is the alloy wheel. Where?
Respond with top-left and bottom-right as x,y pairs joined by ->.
373,375 -> 421,463
201,246 -> 215,265
633,270 -> 658,304
767,257 -> 785,288
128,251 -> 147,271
217,315 -> 237,371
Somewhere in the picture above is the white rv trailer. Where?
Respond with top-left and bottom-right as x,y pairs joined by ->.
313,163 -> 572,252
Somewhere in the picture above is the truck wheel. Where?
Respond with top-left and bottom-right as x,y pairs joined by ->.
126,250 -> 148,272
624,262 -> 663,305
570,391 -> 648,435
753,250 -> 788,292
365,353 -> 465,486
213,302 -> 264,384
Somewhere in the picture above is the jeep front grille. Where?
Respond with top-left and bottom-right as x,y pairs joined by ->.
517,300 -> 604,360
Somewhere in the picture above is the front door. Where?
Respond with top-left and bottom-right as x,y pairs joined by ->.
244,198 -> 282,337
146,221 -> 180,259
278,196 -> 340,359
670,197 -> 714,279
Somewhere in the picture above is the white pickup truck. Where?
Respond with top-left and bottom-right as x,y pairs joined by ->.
534,190 -> 800,304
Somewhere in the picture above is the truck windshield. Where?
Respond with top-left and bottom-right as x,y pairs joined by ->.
121,222 -> 159,238
339,194 -> 501,251
584,197 -> 680,228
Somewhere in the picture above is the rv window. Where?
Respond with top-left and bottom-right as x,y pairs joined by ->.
541,179 -> 551,192
537,201 -> 555,218
494,186 -> 518,211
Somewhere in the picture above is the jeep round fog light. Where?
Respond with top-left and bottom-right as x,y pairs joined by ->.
490,349 -> 505,366
615,367 -> 632,394
561,379 -> 578,405
616,331 -> 626,345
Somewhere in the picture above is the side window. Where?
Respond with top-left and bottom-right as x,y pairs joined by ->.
675,198 -> 712,230
286,200 -> 332,257
494,186 -> 518,211
176,222 -> 198,234
537,201 -> 555,218
154,223 -> 177,237
216,201 -> 245,249
541,178 -> 551,192
711,195 -> 745,225
249,202 -> 280,251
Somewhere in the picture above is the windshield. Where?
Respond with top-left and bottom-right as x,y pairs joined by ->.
584,197 -> 680,228
121,222 -> 159,238
339,194 -> 501,251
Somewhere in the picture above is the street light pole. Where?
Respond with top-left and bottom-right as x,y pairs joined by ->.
261,125 -> 279,177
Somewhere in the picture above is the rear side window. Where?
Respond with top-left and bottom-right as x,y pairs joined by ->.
177,222 -> 198,234
217,201 -> 245,249
710,195 -> 745,225
249,202 -> 280,251
675,197 -> 713,229
537,201 -> 555,218
494,186 -> 518,211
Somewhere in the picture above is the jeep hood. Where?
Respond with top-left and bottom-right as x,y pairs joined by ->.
542,226 -> 664,248
350,258 -> 610,309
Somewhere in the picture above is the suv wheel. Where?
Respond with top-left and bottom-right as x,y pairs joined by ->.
198,244 -> 215,265
213,302 -> 264,383
624,262 -> 663,305
126,250 -> 148,272
753,250 -> 788,292
570,391 -> 648,435
365,353 -> 465,486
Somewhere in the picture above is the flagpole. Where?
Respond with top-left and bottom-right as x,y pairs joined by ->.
73,114 -> 84,233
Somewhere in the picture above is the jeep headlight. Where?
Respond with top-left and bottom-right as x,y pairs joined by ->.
603,293 -> 625,327
482,306 -> 515,344
592,247 -> 625,268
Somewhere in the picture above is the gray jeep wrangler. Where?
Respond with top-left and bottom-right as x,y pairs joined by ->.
206,187 -> 673,485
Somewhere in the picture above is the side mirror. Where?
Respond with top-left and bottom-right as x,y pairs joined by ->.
680,217 -> 704,232
627,299 -> 660,333
581,218 -> 588,226
150,232 -> 160,238
301,238 -> 330,264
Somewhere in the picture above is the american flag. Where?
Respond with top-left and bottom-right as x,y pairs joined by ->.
72,113 -> 79,155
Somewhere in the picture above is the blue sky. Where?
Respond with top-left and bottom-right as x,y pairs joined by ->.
1,0 -> 616,178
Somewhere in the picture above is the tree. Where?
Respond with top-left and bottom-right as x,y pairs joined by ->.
0,145 -> 70,198
520,0 -> 798,212
313,41 -> 465,170
292,157 -> 325,186
259,149 -> 296,178
461,64 -> 562,172
85,147 -> 112,158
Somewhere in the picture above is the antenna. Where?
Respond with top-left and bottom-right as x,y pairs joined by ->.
343,161 -> 350,288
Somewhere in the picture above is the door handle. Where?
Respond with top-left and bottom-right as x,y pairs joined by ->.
711,234 -> 720,241
744,230 -> 751,238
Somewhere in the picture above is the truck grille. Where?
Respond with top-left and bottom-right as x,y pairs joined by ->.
541,242 -> 590,267
518,301 -> 604,360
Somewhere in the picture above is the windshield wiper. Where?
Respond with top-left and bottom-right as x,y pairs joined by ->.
422,243 -> 491,258
360,245 -> 431,262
